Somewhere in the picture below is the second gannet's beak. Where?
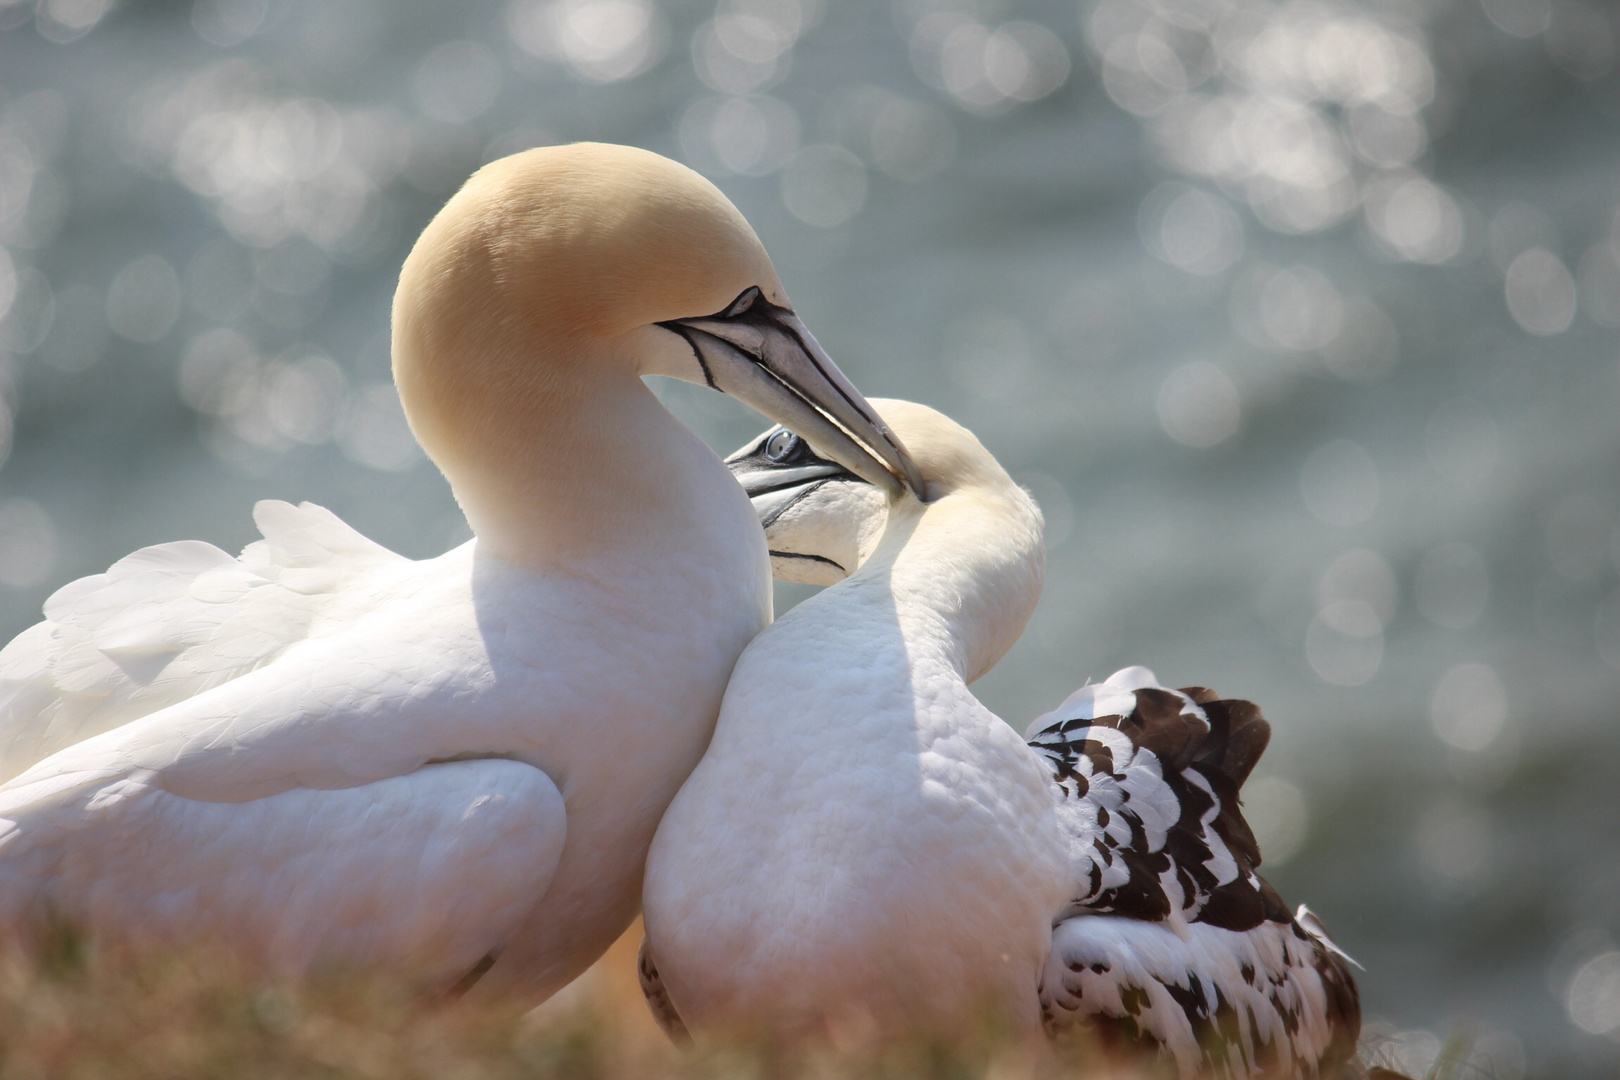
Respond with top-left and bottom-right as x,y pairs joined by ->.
658,287 -> 925,500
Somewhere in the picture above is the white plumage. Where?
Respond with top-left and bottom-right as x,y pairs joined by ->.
0,143 -> 920,1004
640,402 -> 1360,1077
0,501 -> 412,778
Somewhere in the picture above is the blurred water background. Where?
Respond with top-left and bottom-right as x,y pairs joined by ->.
0,0 -> 1616,1073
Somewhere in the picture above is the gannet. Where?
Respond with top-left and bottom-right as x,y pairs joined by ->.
640,402 -> 1362,1076
0,143 -> 921,1004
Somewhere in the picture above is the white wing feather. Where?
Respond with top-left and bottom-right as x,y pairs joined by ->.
0,501 -> 415,781
0,502 -> 580,983
0,758 -> 566,987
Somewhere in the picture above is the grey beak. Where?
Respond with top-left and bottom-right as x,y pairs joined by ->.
659,288 -> 924,500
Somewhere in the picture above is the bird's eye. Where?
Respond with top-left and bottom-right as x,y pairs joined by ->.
723,287 -> 762,318
764,429 -> 799,462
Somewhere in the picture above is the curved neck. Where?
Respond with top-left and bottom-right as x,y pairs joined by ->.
854,487 -> 1044,685
399,326 -> 758,582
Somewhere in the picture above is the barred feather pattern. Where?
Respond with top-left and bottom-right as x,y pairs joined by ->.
1027,667 -> 1361,1078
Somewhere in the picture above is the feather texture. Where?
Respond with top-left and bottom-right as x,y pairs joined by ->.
0,758 -> 565,988
0,501 -> 413,782
1029,667 -> 1360,1077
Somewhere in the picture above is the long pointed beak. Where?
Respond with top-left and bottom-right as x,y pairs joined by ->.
658,289 -> 924,500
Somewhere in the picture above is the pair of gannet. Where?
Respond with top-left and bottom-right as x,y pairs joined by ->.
0,144 -> 921,1002
640,402 -> 1364,1077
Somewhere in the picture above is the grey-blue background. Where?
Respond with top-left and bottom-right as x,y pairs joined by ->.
0,0 -> 1617,1074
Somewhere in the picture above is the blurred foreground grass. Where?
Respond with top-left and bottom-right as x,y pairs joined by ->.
0,919 -> 666,1080
0,919 -> 1179,1080
0,917 -> 1431,1080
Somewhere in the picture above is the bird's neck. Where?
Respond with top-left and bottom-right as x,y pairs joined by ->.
402,333 -> 762,585
855,488 -> 1045,686
727,486 -> 1041,752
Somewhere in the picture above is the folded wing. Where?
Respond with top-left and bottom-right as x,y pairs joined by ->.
0,501 -> 417,781
1028,666 -> 1360,1077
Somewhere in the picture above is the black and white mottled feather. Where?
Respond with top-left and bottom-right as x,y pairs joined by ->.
1027,666 -> 1360,1077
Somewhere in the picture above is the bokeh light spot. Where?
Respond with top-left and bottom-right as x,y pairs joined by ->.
1506,248 -> 1577,335
192,0 -> 270,47
263,352 -> 347,445
1243,776 -> 1309,865
106,255 -> 182,344
1156,361 -> 1240,448
679,95 -> 798,178
1545,3 -> 1615,81
779,145 -> 866,229
0,499 -> 56,588
1139,184 -> 1244,276
1317,549 -> 1398,626
339,383 -> 423,472
414,41 -> 502,124
36,0 -> 114,43
1430,662 -> 1508,752
864,93 -> 956,183
1364,171 -> 1464,264
1567,952 -> 1620,1034
1259,266 -> 1343,351
1306,599 -> 1382,685
508,0 -> 667,83
914,14 -> 1068,115
1481,0 -> 1552,39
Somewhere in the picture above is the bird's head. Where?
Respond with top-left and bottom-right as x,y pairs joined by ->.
727,398 -> 1044,681
393,142 -> 921,501
726,398 -> 1042,582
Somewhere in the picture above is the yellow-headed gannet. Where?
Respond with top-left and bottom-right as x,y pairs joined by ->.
640,401 -> 1362,1077
0,144 -> 921,1005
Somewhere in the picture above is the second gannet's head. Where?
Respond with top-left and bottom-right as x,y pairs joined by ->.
726,398 -> 1042,579
393,142 -> 921,501
727,398 -> 1044,681
723,422 -> 891,585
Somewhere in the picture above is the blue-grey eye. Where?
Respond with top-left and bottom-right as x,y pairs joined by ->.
724,286 -> 762,318
764,429 -> 799,462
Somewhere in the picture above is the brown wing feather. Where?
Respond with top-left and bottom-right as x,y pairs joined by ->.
1031,674 -> 1364,1077
1029,683 -> 1279,931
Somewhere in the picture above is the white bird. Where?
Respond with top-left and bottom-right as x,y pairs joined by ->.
0,143 -> 922,1004
640,401 -> 1363,1077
